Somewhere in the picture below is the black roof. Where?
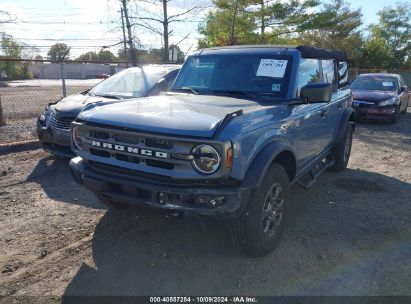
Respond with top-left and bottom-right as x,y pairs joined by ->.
199,45 -> 347,62
296,46 -> 347,62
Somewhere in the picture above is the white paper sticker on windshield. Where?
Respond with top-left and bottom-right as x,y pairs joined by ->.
256,59 -> 288,78
382,81 -> 394,86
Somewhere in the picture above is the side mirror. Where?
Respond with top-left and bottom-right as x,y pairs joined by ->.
400,86 -> 407,93
301,83 -> 333,103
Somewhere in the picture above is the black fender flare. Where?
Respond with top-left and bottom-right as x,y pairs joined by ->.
335,107 -> 356,144
241,141 -> 296,189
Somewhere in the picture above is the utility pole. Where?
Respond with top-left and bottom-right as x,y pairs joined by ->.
59,47 -> 71,97
120,8 -> 128,67
163,0 -> 169,63
121,0 -> 137,66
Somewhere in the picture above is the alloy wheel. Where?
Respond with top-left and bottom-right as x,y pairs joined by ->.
262,183 -> 284,237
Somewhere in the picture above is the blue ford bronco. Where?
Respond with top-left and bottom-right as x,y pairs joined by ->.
69,45 -> 355,256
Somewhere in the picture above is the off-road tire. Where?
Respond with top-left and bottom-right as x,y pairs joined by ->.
331,122 -> 353,172
231,163 -> 290,257
95,194 -> 129,209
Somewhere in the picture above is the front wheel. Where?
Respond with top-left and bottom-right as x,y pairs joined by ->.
331,122 -> 353,172
390,105 -> 400,123
231,163 -> 290,257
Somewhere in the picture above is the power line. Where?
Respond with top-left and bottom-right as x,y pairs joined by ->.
15,7 -> 84,10
17,20 -> 121,25
12,37 -> 120,41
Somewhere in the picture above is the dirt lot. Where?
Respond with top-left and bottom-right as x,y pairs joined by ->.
0,111 -> 411,300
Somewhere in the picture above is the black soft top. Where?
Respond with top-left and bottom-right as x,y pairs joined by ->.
296,46 -> 347,62
199,45 -> 347,62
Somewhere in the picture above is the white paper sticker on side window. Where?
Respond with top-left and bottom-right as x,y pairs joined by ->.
382,81 -> 394,86
256,59 -> 288,78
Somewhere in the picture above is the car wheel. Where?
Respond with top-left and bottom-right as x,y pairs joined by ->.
231,163 -> 290,257
390,105 -> 400,123
95,194 -> 129,209
331,122 -> 353,172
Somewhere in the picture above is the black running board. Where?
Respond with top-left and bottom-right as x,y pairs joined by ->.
297,157 -> 335,189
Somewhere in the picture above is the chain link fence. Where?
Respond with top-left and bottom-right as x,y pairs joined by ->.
0,58 -> 130,143
0,58 -> 130,121
1,60 -> 411,143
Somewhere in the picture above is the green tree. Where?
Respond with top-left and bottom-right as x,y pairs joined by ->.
198,0 -> 258,47
299,0 -> 363,66
47,43 -> 70,61
0,35 -> 23,80
250,0 -> 319,42
98,50 -> 117,62
198,0 -> 322,47
361,36 -> 392,69
366,2 -> 411,68
76,51 -> 99,61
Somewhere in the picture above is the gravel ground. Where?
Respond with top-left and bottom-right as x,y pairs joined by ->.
0,111 -> 410,300
0,118 -> 38,143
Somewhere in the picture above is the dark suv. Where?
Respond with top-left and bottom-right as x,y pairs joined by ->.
69,45 -> 355,256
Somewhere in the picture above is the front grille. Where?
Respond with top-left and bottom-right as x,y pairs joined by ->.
50,111 -> 74,131
77,124 -> 229,181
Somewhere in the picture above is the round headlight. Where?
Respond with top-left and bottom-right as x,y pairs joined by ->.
72,127 -> 83,150
192,144 -> 221,174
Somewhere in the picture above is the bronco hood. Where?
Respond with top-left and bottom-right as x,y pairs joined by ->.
351,90 -> 396,103
54,93 -> 114,117
77,94 -> 263,138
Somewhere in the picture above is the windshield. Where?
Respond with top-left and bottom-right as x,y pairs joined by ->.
90,67 -> 168,98
172,54 -> 292,99
350,76 -> 399,92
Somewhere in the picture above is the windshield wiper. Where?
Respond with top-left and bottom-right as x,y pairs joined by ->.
92,93 -> 122,100
212,90 -> 258,99
172,87 -> 199,95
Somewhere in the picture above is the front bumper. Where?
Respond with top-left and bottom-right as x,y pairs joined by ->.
36,120 -> 75,158
352,105 -> 397,121
69,156 -> 251,218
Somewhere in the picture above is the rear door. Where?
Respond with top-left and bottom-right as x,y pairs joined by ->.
322,60 -> 350,147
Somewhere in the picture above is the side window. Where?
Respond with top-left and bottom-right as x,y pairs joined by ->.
297,59 -> 321,95
322,60 -> 337,91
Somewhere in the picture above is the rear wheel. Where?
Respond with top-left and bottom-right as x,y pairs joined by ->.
331,123 -> 353,172
231,163 -> 290,257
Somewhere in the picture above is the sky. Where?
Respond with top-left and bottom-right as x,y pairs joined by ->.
0,0 -> 403,59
